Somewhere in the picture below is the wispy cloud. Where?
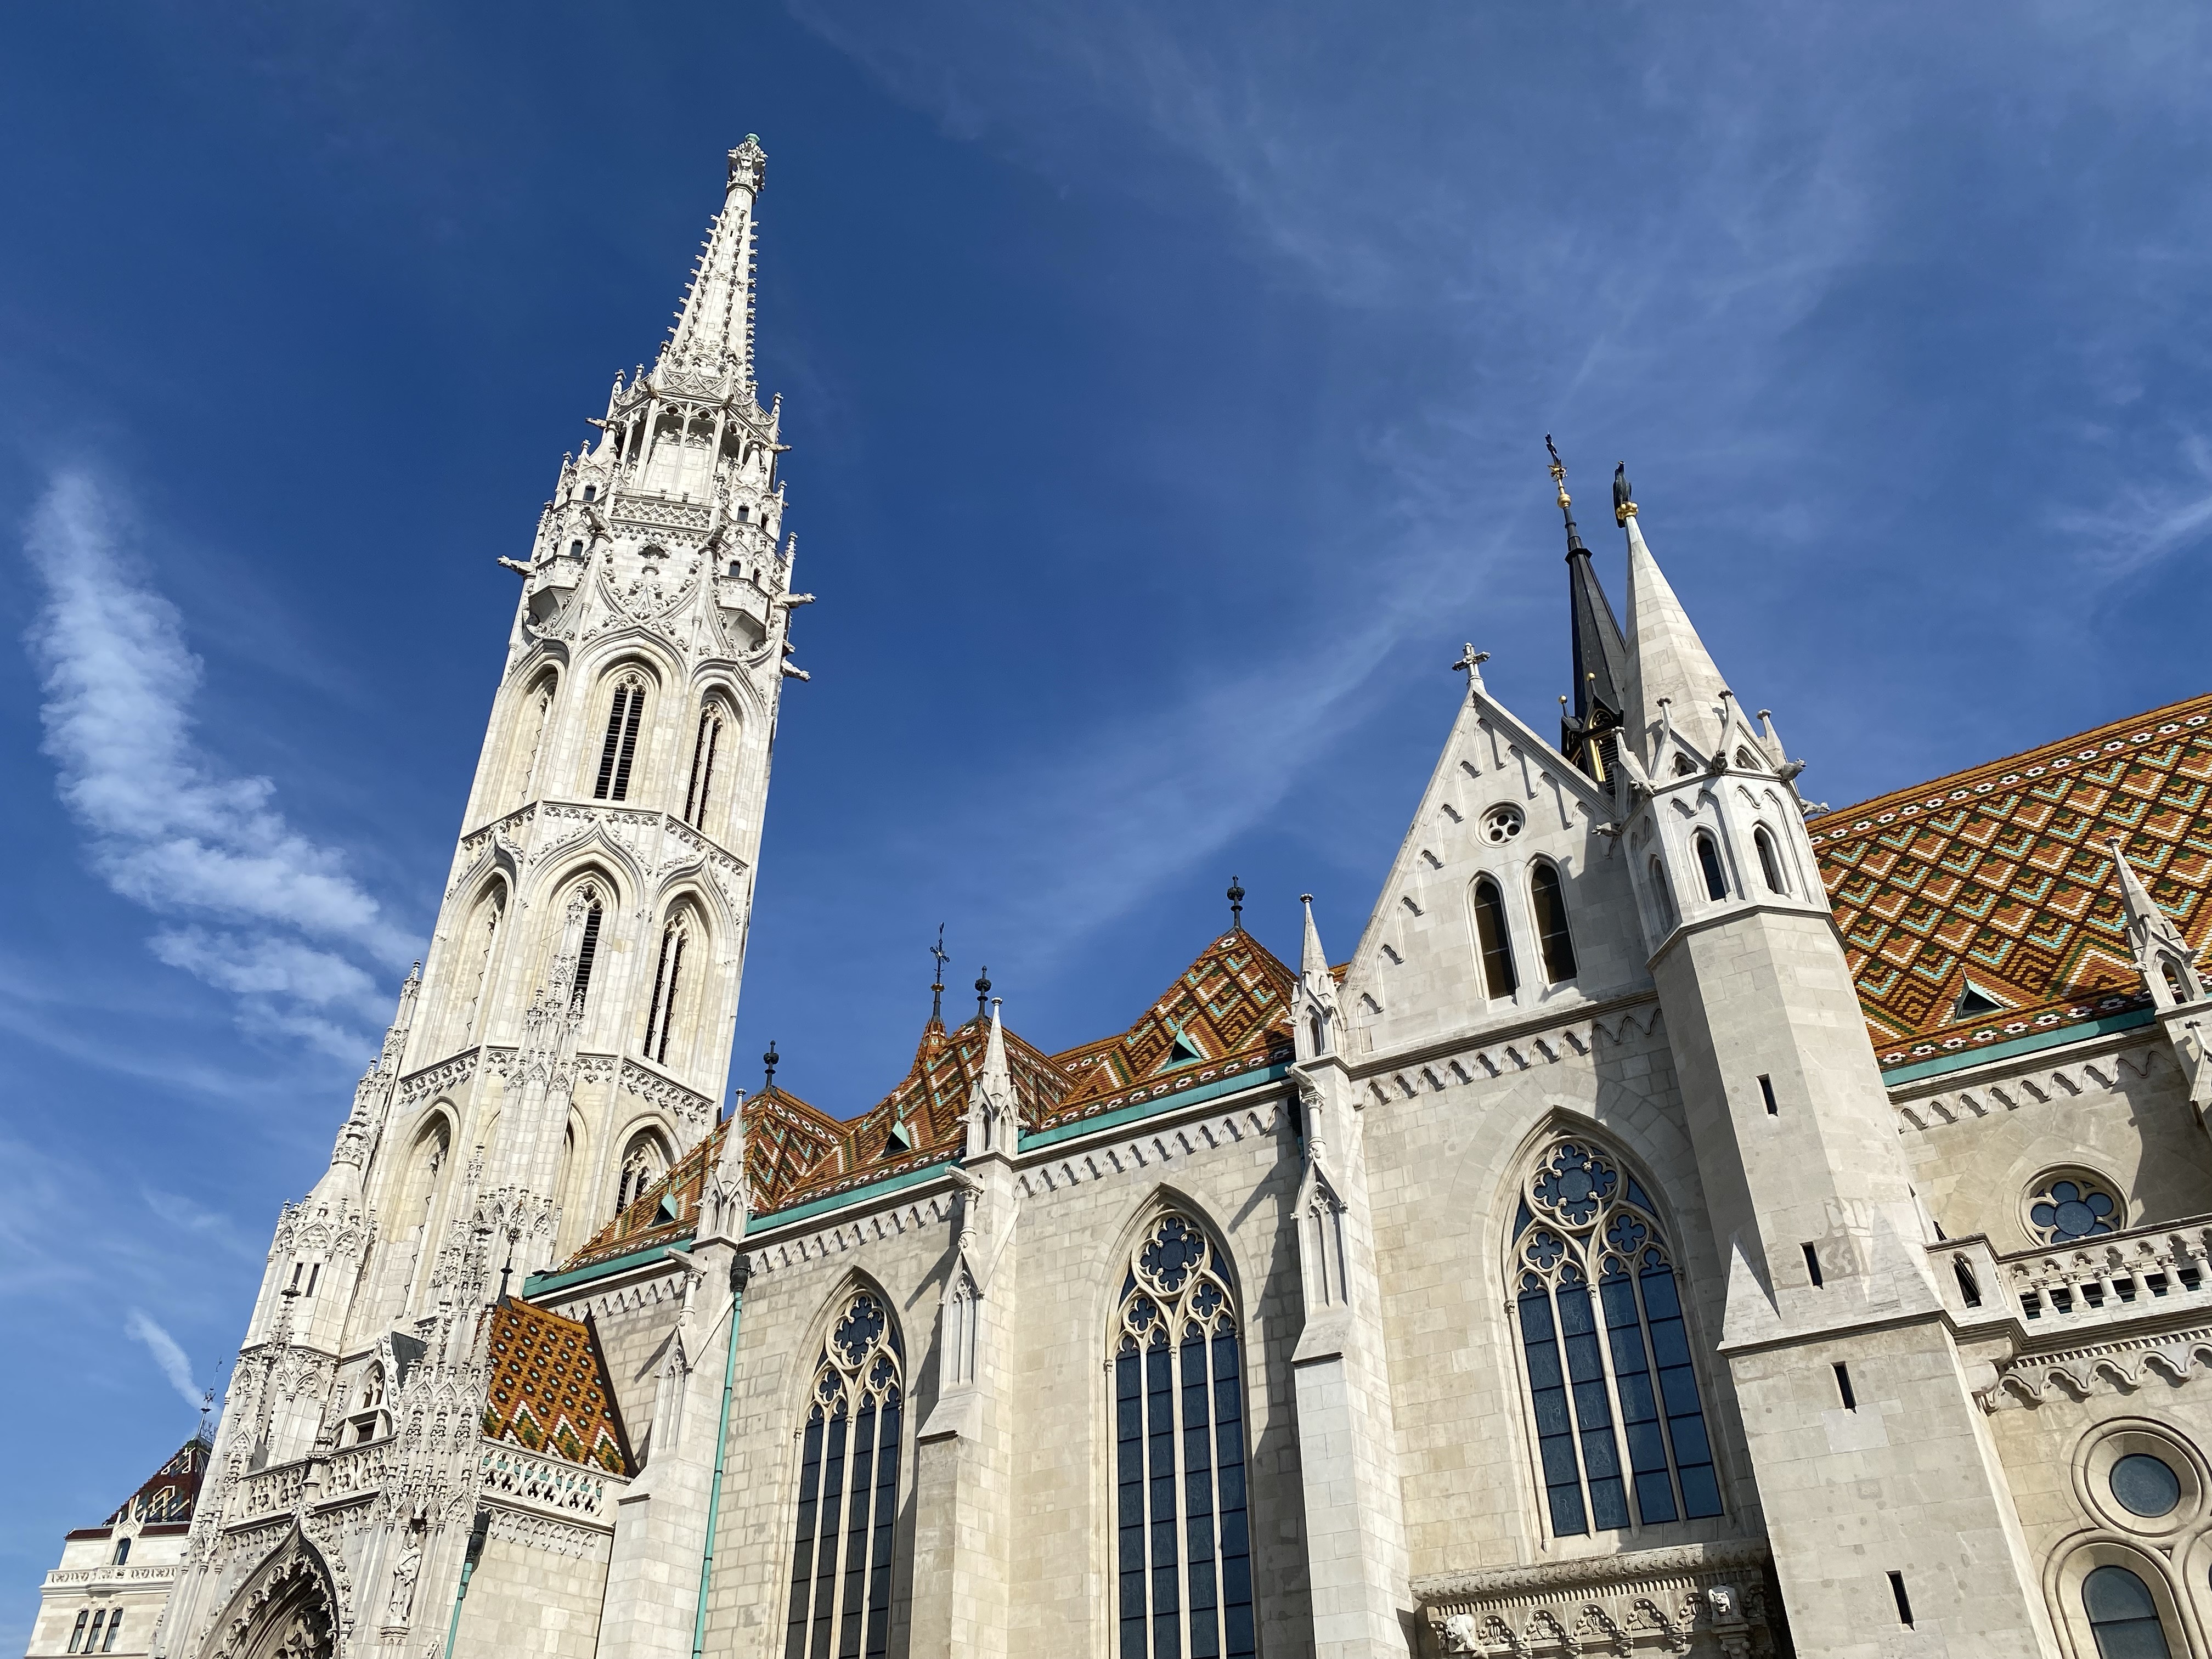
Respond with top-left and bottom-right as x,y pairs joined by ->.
2055,432 -> 2212,580
22,473 -> 414,1054
125,1310 -> 204,1413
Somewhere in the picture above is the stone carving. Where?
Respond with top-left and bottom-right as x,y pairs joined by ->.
1417,1540 -> 1776,1658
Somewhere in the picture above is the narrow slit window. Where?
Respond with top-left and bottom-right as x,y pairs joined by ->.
100,1614 -> 121,1654
594,676 -> 646,801
1758,1075 -> 1778,1115
1695,832 -> 1728,901
1648,856 -> 1677,932
1754,826 -> 1787,894
1471,876 -> 1519,998
1954,1257 -> 1982,1308
569,892 -> 605,1015
1529,863 -> 1578,984
641,919 -> 689,1065
1889,1571 -> 1914,1628
68,1611 -> 87,1652
684,707 -> 725,826
1833,1362 -> 1856,1410
1802,1243 -> 1824,1288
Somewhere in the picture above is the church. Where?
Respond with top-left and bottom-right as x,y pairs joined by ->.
24,137 -> 2212,1659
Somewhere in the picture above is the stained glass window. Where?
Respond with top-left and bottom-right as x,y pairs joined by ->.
1114,1212 -> 1255,1659
2028,1175 -> 2121,1244
785,1293 -> 903,1659
1514,1139 -> 1723,1537
2084,1565 -> 2169,1659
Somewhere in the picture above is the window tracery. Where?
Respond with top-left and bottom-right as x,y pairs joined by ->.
615,1134 -> 668,1217
1512,1139 -> 1722,1538
1113,1211 -> 1255,1659
784,1291 -> 904,1659
2027,1172 -> 2121,1244
593,675 -> 647,802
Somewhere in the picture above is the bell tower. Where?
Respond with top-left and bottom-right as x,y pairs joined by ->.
154,138 -> 809,1659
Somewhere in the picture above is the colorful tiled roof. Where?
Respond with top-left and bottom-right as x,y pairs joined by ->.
1812,693 -> 2212,1068
481,1299 -> 632,1474
86,1436 -> 209,1531
546,932 -> 1298,1280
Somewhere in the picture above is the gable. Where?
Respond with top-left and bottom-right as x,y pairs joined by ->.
481,1298 -> 634,1474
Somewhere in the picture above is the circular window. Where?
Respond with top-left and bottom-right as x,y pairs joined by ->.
2112,1454 -> 2181,1519
1481,805 -> 1523,844
2027,1173 -> 2121,1244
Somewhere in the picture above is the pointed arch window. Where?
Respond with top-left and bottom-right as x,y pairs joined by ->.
460,884 -> 505,1043
783,1292 -> 904,1659
593,675 -> 647,802
1694,832 -> 1728,901
1113,1212 -> 1255,1659
1472,876 -> 1519,998
616,1133 -> 668,1216
1647,856 -> 1677,933
1513,1139 -> 1722,1537
641,915 -> 690,1065
568,884 -> 606,1015
685,705 -> 726,826
1529,862 -> 1577,984
512,671 -> 557,809
1753,827 -> 1787,895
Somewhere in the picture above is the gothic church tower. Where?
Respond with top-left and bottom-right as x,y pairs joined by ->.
150,137 -> 803,1659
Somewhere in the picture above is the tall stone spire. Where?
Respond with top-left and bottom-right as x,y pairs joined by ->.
1546,440 -> 1631,780
1623,510 -> 1730,763
659,136 -> 768,391
1294,895 -> 1343,1063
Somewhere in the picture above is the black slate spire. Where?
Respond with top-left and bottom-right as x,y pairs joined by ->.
1546,437 -> 1630,781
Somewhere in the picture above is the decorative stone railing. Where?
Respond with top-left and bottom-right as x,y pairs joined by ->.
234,1457 -> 310,1520
1931,1217 -> 2212,1334
322,1440 -> 388,1501
477,1442 -> 627,1523
1413,1538 -> 1775,1656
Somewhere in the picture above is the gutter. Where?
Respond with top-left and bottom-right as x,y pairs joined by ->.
693,1258 -> 750,1659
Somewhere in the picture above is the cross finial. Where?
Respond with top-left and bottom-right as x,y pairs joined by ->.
1451,645 -> 1489,693
1227,875 -> 1246,932
929,924 -> 949,1024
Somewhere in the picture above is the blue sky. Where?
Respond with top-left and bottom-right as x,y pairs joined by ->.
2,1 -> 2208,1631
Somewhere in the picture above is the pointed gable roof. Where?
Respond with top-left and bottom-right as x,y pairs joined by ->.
1813,693 -> 2212,1065
74,1435 -> 210,1536
481,1299 -> 633,1475
1623,515 -> 1731,761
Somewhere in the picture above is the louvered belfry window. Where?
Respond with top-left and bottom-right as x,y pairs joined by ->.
594,675 -> 646,801
1113,1212 -> 1255,1659
1513,1139 -> 1723,1538
641,918 -> 689,1064
685,705 -> 724,825
785,1293 -> 904,1659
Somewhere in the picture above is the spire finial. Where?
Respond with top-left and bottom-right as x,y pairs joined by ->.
929,924 -> 949,1025
974,966 -> 992,1020
1227,876 -> 1246,932
1613,462 -> 1637,527
761,1039 -> 779,1092
1544,435 -> 1593,560
1451,645 -> 1489,693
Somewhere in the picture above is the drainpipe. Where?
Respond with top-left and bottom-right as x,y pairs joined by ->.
692,1256 -> 751,1659
442,1509 -> 491,1658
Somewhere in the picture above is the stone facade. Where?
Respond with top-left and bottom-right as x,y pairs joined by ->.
24,138 -> 2212,1659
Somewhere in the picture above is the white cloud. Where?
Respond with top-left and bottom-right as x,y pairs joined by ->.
22,472 -> 415,1049
126,1309 -> 204,1413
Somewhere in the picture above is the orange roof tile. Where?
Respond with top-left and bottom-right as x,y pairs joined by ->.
1813,693 -> 2212,1066
480,1299 -> 633,1474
